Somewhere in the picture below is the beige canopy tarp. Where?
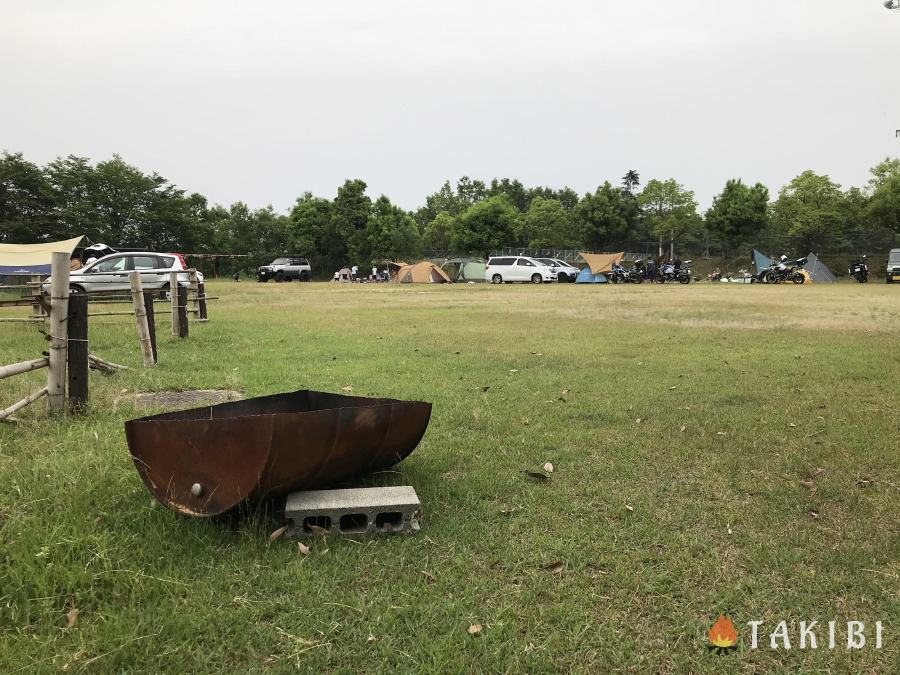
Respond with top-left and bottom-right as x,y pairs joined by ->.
392,261 -> 452,284
0,236 -> 83,274
578,252 -> 624,275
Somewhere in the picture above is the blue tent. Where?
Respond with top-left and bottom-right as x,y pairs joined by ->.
575,267 -> 608,284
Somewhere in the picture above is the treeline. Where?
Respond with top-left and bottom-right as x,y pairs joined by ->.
1,152 -> 898,276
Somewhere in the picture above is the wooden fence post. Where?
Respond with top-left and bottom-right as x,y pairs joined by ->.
130,271 -> 155,366
170,271 -> 180,337
47,252 -> 70,414
67,293 -> 89,413
198,282 -> 208,321
29,273 -> 43,317
189,270 -> 199,319
177,285 -> 188,338
143,292 -> 158,363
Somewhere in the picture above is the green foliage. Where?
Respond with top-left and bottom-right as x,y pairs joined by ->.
363,196 -> 422,263
451,195 -> 520,256
705,179 -> 770,253
521,197 -> 577,248
772,171 -> 845,252
638,179 -> 702,248
867,158 -> 900,243
422,211 -> 455,254
574,182 -> 640,251
0,152 -> 56,242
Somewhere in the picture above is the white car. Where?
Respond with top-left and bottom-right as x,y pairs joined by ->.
486,256 -> 558,284
536,258 -> 580,283
43,252 -> 202,295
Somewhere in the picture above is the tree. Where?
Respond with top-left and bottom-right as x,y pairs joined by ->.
637,179 -> 701,256
573,182 -> 640,251
0,152 -> 56,242
622,170 -> 641,194
866,158 -> 900,247
422,211 -> 455,254
487,178 -> 529,212
705,179 -> 770,253
289,192 -> 337,272
451,196 -> 519,257
364,196 -> 422,262
522,197 -> 578,249
772,171 -> 845,252
332,179 -> 372,262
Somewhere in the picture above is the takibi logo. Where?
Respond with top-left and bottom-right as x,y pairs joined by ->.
708,614 -> 738,649
707,615 -> 885,652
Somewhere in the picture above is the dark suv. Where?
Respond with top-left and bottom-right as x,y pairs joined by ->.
257,257 -> 312,282
887,249 -> 900,284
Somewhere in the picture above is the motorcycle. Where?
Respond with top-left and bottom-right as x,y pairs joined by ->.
849,256 -> 868,283
609,262 -> 644,284
757,257 -> 807,284
656,260 -> 693,284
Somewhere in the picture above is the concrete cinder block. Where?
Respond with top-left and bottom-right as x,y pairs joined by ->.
284,486 -> 421,537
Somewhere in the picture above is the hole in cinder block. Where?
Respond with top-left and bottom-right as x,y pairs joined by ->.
339,513 -> 368,533
303,516 -> 331,532
375,512 -> 403,530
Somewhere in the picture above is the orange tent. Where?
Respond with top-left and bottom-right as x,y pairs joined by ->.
578,252 -> 625,274
392,261 -> 452,284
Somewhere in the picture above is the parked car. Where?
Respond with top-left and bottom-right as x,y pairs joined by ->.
887,249 -> 900,284
257,257 -> 311,282
42,252 -> 201,295
486,256 -> 558,284
536,258 -> 579,283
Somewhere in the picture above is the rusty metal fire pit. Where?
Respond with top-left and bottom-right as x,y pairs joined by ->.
125,389 -> 432,517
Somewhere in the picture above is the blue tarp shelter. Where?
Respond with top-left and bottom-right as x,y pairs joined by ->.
751,249 -> 772,273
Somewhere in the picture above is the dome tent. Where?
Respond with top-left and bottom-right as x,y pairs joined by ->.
392,261 -> 452,284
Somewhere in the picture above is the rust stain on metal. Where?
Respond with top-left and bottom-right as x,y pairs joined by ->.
125,389 -> 432,517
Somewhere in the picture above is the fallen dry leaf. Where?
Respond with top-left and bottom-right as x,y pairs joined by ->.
680,425 -> 686,433
421,570 -> 436,583
799,479 -> 816,493
856,478 -> 873,488
789,422 -> 797,428
480,386 -> 491,393
340,384 -> 353,393
624,504 -> 634,512
543,462 -> 554,473
509,369 -> 519,373
544,561 -> 565,574
808,509 -> 820,520
65,608 -> 79,629
669,385 -> 677,391
717,432 -> 727,436
268,525 -> 289,545
811,468 -> 825,479
367,634 -> 377,644
297,542 -> 311,555
524,471 -> 549,482
468,623 -> 482,635
635,418 -> 642,424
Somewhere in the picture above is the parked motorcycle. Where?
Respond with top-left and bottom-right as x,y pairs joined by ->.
656,260 -> 692,284
757,256 -> 807,284
849,256 -> 868,283
609,262 -> 644,284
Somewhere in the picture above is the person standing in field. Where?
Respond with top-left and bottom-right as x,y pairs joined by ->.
646,258 -> 656,282
371,265 -> 378,281
351,264 -> 358,280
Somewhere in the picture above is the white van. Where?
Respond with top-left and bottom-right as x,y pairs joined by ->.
486,256 -> 558,284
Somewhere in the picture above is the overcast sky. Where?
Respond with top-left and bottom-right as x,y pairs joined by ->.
2,1 -> 899,213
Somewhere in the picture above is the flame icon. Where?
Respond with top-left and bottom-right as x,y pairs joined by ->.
708,614 -> 738,649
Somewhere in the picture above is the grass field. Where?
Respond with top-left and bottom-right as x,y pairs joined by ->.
1,280 -> 899,673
